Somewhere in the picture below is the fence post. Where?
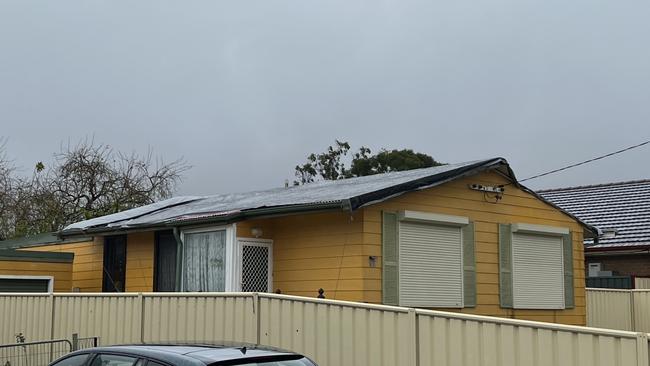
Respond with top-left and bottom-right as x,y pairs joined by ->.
636,333 -> 649,366
138,293 -> 145,344
71,333 -> 79,351
631,290 -> 637,332
252,293 -> 260,345
49,293 -> 56,341
408,309 -> 418,366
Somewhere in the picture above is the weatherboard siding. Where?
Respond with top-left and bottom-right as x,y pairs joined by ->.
269,210 -> 373,302
364,170 -> 586,325
22,238 -> 104,292
0,260 -> 73,292
125,232 -> 155,292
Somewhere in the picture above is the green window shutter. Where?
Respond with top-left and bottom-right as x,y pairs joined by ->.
499,224 -> 513,308
382,212 -> 399,306
462,222 -> 476,307
562,232 -> 574,309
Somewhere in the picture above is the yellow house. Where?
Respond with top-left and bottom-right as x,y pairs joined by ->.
4,158 -> 595,325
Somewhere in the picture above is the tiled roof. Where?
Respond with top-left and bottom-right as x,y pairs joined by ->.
539,180 -> 650,249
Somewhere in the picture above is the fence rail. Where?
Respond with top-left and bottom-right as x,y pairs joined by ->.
1,292 -> 648,366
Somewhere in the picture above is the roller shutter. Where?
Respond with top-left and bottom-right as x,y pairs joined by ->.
398,221 -> 463,307
512,232 -> 564,309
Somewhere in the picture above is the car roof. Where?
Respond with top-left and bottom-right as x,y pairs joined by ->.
65,344 -> 301,366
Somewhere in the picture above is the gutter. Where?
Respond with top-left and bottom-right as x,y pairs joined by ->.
585,244 -> 650,254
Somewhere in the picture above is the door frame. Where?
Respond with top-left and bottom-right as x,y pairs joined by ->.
236,237 -> 273,292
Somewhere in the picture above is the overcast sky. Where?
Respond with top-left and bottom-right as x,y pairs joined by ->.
1,0 -> 649,196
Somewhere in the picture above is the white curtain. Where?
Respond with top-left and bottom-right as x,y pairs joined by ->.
182,230 -> 226,292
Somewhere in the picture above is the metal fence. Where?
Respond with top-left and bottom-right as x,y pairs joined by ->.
0,339 -> 71,366
587,288 -> 650,333
0,292 -> 648,366
637,278 -> 650,289
0,335 -> 99,366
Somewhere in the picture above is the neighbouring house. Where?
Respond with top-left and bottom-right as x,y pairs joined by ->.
0,234 -> 74,292
540,180 -> 650,289
0,158 -> 595,325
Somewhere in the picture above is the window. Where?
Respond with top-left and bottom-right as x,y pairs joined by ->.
499,223 -> 573,310
51,354 -> 90,366
182,229 -> 227,292
179,226 -> 273,292
90,354 -> 138,366
103,235 -> 127,292
0,275 -> 53,293
382,211 -> 476,308
399,221 -> 463,307
154,230 -> 178,292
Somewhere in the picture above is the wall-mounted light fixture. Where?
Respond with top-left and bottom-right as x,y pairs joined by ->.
251,227 -> 263,238
369,256 -> 377,268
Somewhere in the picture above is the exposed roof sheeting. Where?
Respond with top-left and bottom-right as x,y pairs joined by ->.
60,157 -> 593,237
539,180 -> 650,250
61,159 -> 505,235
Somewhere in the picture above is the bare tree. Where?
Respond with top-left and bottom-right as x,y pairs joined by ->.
0,138 -> 17,239
3,139 -> 190,239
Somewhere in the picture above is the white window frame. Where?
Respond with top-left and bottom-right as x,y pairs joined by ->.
235,237 -> 273,292
179,224 -> 237,291
398,211 -> 468,308
0,275 -> 54,293
510,223 -> 568,310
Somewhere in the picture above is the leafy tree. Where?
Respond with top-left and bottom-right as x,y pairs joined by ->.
294,141 -> 443,184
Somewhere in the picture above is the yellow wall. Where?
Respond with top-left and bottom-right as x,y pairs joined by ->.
0,259 -> 73,292
263,211 -> 370,301
364,170 -> 586,325
25,233 -> 155,292
24,238 -> 104,292
125,232 -> 154,292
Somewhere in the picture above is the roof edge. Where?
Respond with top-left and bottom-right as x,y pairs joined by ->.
538,179 -> 650,193
0,249 -> 74,263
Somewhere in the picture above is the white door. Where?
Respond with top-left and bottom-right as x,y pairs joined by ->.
237,238 -> 273,292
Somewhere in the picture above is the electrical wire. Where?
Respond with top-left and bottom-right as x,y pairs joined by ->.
518,139 -> 650,183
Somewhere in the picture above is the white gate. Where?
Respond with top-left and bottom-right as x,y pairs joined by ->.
237,238 -> 273,292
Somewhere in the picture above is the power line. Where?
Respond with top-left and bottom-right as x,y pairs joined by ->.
519,139 -> 650,183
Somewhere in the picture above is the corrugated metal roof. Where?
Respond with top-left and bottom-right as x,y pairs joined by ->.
539,180 -> 650,250
61,158 -> 509,235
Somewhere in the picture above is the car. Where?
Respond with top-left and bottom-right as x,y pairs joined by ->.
48,344 -> 318,366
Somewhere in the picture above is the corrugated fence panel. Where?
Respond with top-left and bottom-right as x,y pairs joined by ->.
1,292 -> 649,366
417,309 -> 640,366
52,294 -> 141,345
142,293 -> 256,344
637,278 -> 650,290
587,288 -> 633,331
258,294 -> 415,366
633,291 -> 650,333
0,294 -> 52,343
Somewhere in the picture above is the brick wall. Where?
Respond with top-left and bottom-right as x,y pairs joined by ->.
586,254 -> 650,277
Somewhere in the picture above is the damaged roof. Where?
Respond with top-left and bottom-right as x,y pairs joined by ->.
61,157 -> 594,237
539,180 -> 650,250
